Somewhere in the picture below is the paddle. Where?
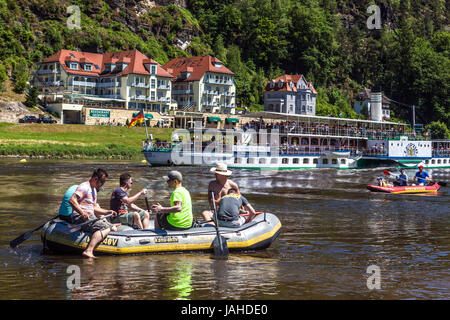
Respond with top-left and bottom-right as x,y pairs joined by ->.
68,213 -> 114,233
383,170 -> 408,182
10,215 -> 59,248
211,191 -> 229,257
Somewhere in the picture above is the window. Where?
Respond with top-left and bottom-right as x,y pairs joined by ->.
332,159 -> 337,164
84,64 -> 92,71
151,65 -> 156,75
259,158 -> 266,164
313,158 -> 318,164
69,62 -> 78,70
293,158 -> 299,164
151,79 -> 156,89
322,159 -> 328,165
341,159 -> 346,164
271,158 -> 278,164
303,158 -> 309,164
282,158 -> 289,164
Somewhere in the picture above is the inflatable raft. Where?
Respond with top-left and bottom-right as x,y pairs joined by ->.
41,212 -> 281,255
367,183 -> 441,194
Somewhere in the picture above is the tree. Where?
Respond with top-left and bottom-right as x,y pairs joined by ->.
425,121 -> 450,139
24,86 -> 39,108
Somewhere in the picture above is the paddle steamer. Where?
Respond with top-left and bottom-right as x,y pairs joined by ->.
142,112 -> 450,170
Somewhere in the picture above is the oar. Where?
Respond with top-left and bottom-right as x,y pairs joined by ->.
382,170 -> 408,182
211,191 -> 229,258
68,213 -> 114,233
10,215 -> 59,248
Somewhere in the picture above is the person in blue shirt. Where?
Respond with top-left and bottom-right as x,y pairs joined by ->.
413,165 -> 430,186
394,169 -> 408,186
58,185 -> 78,222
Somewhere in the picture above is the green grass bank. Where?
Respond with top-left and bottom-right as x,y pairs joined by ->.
0,123 -> 174,160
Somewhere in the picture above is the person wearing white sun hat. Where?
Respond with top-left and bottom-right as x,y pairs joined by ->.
201,163 -> 241,223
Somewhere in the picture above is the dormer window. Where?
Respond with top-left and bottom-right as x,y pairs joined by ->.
269,81 -> 275,88
278,80 -> 283,88
69,62 -> 78,70
84,64 -> 92,71
290,81 -> 293,89
151,65 -> 156,75
213,61 -> 222,68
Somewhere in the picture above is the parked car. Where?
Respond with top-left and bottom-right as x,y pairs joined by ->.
37,117 -> 57,124
19,115 -> 38,123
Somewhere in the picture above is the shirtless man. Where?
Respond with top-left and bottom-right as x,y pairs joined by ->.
201,163 -> 240,222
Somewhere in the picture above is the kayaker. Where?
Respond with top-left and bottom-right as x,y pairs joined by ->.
201,163 -> 240,223
213,188 -> 257,228
69,168 -> 118,259
413,165 -> 430,186
57,184 -> 78,223
109,173 -> 151,230
394,169 -> 408,186
151,171 -> 193,231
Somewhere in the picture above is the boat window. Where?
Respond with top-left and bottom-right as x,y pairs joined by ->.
443,159 -> 447,164
432,160 -> 435,164
322,159 -> 328,164
313,158 -> 318,164
341,159 -> 346,164
437,159 -> 441,164
282,158 -> 289,164
332,159 -> 337,164
303,158 -> 309,164
248,158 -> 255,164
311,138 -> 318,145
293,158 -> 299,164
234,158 -> 240,164
259,158 -> 266,164
301,138 -> 308,145
271,158 -> 278,164
425,160 -> 429,164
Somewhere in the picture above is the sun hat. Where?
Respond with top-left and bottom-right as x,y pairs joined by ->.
418,165 -> 424,169
210,163 -> 232,176
163,170 -> 183,182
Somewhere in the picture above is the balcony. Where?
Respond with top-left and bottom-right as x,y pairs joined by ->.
37,69 -> 60,75
158,97 -> 171,102
204,78 -> 233,85
100,94 -> 121,99
173,89 -> 194,94
131,82 -> 149,88
130,95 -> 147,101
157,84 -> 170,90
44,81 -> 64,87
97,81 -> 120,88
70,80 -> 97,87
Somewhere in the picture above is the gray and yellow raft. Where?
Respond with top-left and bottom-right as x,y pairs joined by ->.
41,213 -> 281,255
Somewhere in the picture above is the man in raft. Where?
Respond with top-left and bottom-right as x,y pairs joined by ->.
413,165 -> 431,186
151,170 -> 193,231
201,163 -> 240,223
69,168 -> 117,258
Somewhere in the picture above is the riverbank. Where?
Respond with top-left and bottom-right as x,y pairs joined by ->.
0,123 -> 174,160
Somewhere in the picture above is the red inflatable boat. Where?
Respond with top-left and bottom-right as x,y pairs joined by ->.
367,183 -> 441,194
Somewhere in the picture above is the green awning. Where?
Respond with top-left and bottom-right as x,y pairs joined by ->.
133,112 -> 153,119
207,116 -> 222,122
225,118 -> 239,123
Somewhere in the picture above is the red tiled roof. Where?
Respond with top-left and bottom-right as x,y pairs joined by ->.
265,74 -> 317,94
163,56 -> 233,82
41,49 -> 172,78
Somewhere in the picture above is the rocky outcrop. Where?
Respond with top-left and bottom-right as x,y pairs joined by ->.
0,101 -> 41,123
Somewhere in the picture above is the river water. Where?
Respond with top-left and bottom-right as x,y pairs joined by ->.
0,159 -> 448,300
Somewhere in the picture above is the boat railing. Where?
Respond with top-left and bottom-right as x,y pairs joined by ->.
244,126 -> 417,140
432,149 -> 450,157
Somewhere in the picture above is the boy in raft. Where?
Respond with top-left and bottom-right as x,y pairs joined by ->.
394,169 -> 408,187
213,188 -> 257,228
109,173 -> 151,229
151,171 -> 193,231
